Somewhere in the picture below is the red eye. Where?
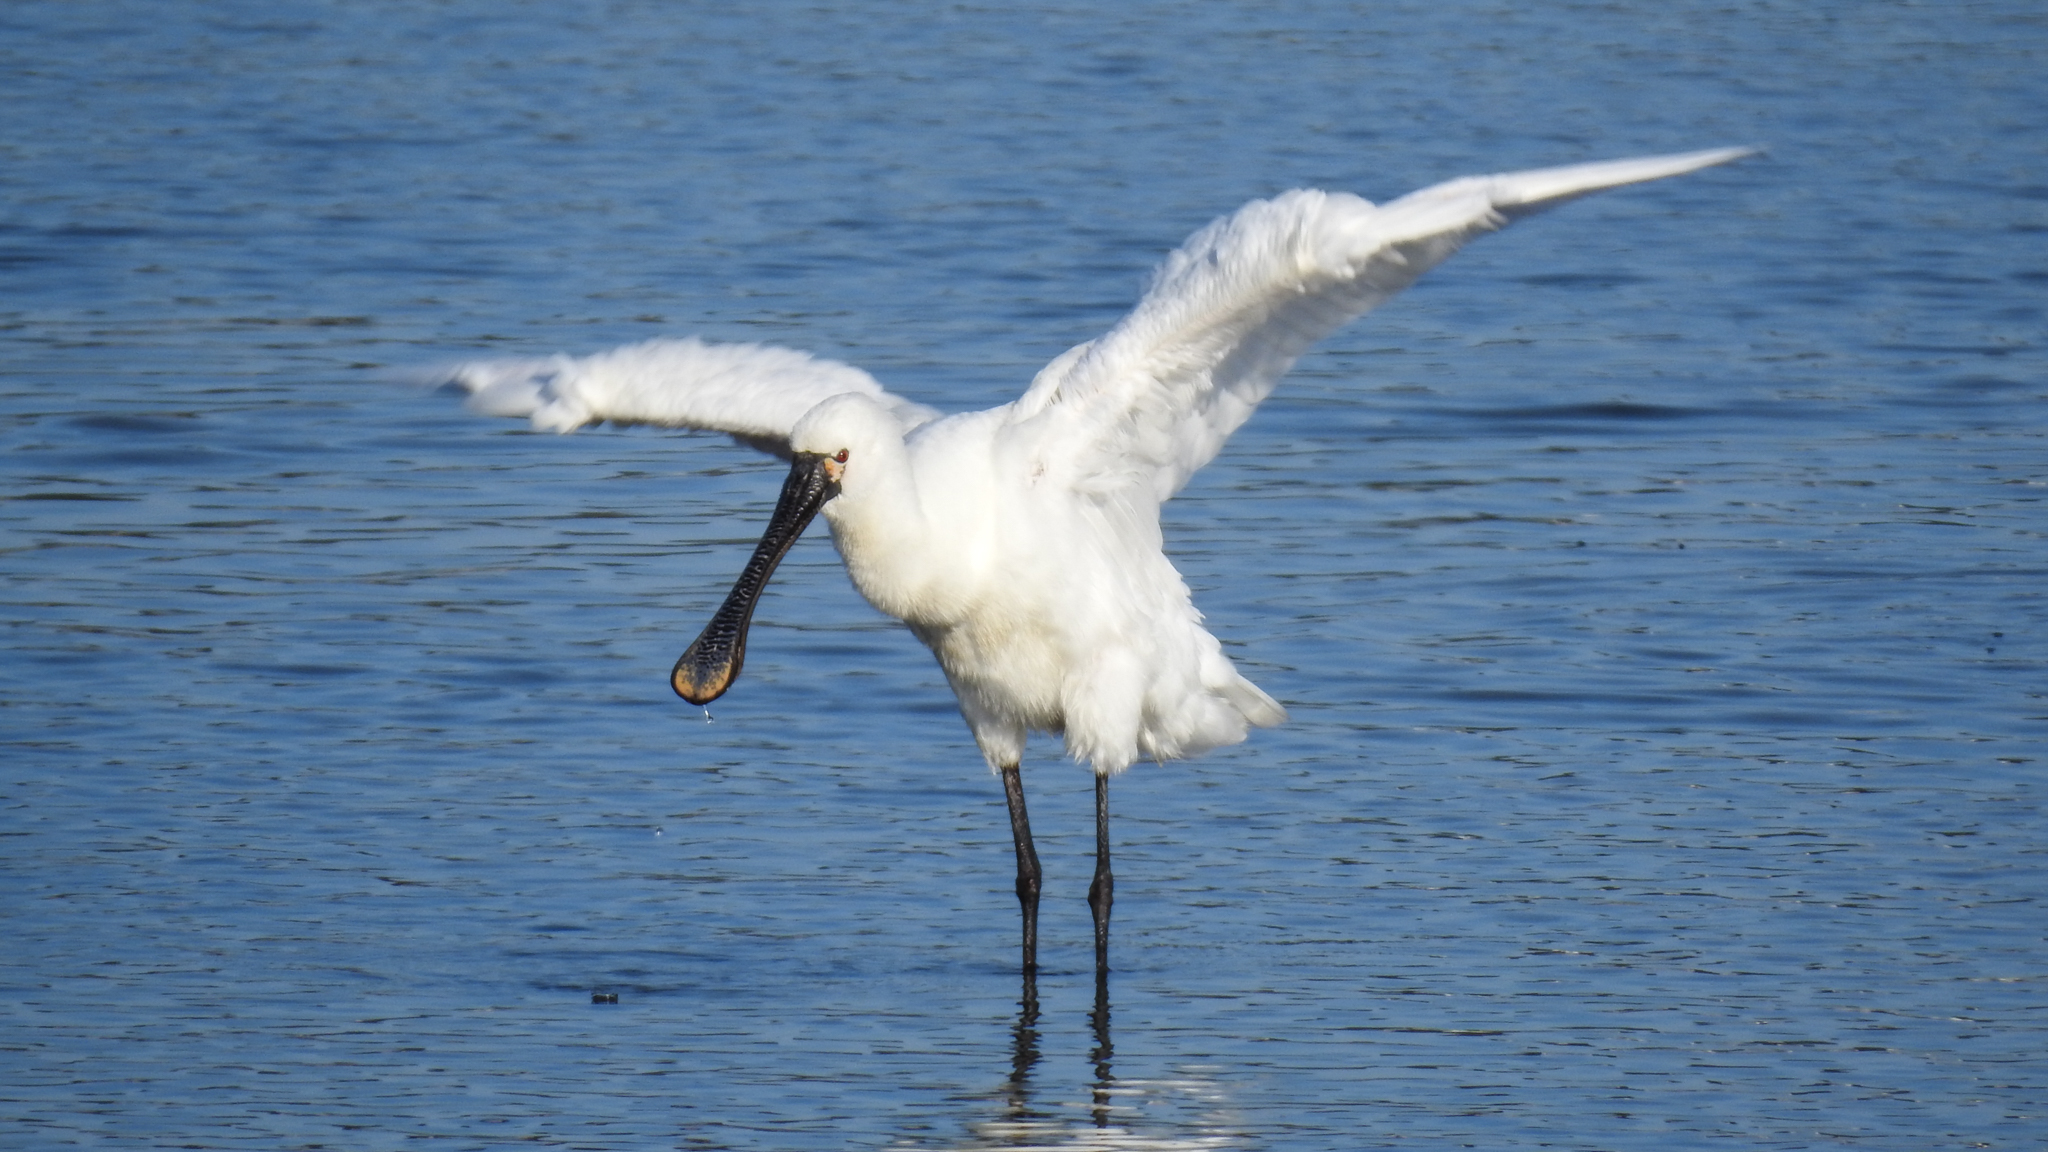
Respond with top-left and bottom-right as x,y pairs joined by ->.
834,449 -> 849,463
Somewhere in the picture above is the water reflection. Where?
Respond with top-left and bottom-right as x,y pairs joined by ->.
921,971 -> 1241,1151
1088,969 -> 1114,1129
1001,974 -> 1043,1124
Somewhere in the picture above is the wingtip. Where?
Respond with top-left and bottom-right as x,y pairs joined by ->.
1660,144 -> 1765,171
1481,145 -> 1761,216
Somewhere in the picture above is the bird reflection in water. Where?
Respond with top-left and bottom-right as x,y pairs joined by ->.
1004,968 -> 1117,1127
1000,971 -> 1043,1122
955,968 -> 1238,1151
995,968 -> 1120,1140
1087,968 -> 1115,1129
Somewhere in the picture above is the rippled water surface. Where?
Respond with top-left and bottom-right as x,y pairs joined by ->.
4,2 -> 2045,1149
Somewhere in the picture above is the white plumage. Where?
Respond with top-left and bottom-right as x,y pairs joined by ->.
445,146 -> 1747,774
455,336 -> 941,447
442,147 -> 1752,969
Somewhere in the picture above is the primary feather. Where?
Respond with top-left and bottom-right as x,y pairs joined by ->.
446,336 -> 940,454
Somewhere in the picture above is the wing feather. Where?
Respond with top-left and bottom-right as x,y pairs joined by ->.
442,337 -> 942,455
1015,147 -> 1754,502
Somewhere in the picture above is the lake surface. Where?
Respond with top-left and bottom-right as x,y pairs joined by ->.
3,2 -> 2044,1148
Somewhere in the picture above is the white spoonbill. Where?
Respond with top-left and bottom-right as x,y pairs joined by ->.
446,147 -> 1753,972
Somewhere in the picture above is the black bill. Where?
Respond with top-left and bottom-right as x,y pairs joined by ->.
671,451 -> 841,705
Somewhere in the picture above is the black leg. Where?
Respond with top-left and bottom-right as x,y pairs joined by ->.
1087,771 -> 1114,973
1001,763 -> 1042,973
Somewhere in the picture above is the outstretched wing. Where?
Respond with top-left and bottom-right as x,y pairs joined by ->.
1013,147 -> 1754,503
441,336 -> 942,456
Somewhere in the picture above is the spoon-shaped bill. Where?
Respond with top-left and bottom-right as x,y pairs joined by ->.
670,451 -> 841,704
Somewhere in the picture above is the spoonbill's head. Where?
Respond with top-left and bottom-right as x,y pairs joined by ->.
669,392 -> 905,705
788,392 -> 911,499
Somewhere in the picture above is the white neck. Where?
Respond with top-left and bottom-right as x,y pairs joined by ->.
821,436 -> 941,622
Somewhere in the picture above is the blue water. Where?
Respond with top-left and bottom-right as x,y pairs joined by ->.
4,2 -> 2044,1149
